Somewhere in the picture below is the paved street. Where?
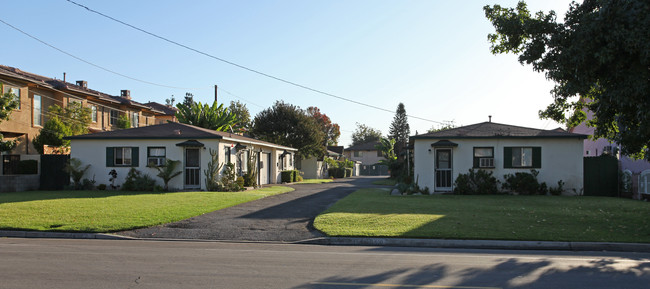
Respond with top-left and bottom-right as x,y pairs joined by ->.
118,177 -> 382,242
1,238 -> 649,289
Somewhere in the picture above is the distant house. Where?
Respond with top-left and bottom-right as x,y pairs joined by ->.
145,102 -> 178,124
0,65 -> 166,175
570,104 -> 650,199
411,121 -> 587,194
67,122 -> 296,190
297,146 -> 346,179
344,141 -> 388,176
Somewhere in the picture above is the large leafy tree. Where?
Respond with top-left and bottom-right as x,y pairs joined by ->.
351,123 -> 383,146
33,102 -> 91,154
250,101 -> 325,159
176,100 -> 238,132
0,87 -> 19,152
306,106 -> 340,146
484,0 -> 650,159
388,103 -> 410,159
229,100 -> 251,133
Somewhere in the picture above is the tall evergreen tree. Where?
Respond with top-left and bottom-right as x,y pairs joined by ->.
388,103 -> 410,159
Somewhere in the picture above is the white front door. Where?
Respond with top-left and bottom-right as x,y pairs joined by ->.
258,152 -> 271,185
435,149 -> 453,191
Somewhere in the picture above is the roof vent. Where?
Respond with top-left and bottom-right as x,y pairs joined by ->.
488,115 -> 492,122
76,80 -> 87,88
120,90 -> 131,100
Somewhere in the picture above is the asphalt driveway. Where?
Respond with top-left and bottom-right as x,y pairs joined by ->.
117,177 -> 385,242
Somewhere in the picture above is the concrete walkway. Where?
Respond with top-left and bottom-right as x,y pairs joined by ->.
116,177 -> 380,242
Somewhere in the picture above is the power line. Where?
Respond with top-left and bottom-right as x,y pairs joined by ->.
0,17 -> 210,90
65,0 -> 446,125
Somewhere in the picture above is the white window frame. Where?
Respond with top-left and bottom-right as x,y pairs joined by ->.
33,94 -> 42,126
147,147 -> 166,167
132,112 -> 139,128
474,147 -> 494,168
511,147 -> 533,168
4,86 -> 20,109
115,147 -> 132,166
91,105 -> 97,123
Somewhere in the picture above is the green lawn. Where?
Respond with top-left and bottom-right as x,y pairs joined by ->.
0,186 -> 293,233
371,178 -> 397,186
314,188 -> 650,243
297,179 -> 333,184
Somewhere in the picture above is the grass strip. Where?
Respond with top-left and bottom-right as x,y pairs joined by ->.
0,186 -> 293,233
314,188 -> 650,243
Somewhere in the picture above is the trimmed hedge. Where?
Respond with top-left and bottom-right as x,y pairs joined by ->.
281,170 -> 301,183
281,170 -> 293,183
328,168 -> 345,178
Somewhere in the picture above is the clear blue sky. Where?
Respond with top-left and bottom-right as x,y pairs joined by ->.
2,0 -> 576,147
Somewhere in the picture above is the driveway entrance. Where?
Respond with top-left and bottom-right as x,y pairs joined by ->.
118,177 -> 383,242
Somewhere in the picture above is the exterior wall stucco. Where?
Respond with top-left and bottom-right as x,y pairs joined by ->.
70,138 -> 294,190
345,150 -> 383,165
413,138 -> 584,194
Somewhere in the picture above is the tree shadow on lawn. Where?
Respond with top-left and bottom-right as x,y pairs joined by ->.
293,253 -> 650,289
0,190 -> 186,204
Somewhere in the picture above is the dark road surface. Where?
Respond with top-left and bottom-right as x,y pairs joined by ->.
118,177 -> 384,242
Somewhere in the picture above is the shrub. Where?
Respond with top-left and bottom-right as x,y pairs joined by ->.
204,148 -> 223,191
296,175 -> 303,182
64,158 -> 91,190
236,176 -> 245,188
549,180 -> 565,196
80,178 -> 95,190
17,160 -> 38,174
243,151 -> 257,187
454,169 -> 500,195
122,168 -> 156,191
219,163 -> 241,192
97,184 -> 107,190
281,170 -> 293,183
502,170 -> 545,195
328,168 -> 345,178
151,159 -> 182,191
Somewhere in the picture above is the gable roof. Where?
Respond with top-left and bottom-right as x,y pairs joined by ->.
0,65 -> 163,114
412,122 -> 587,140
66,122 -> 297,151
145,102 -> 178,116
346,141 -> 380,151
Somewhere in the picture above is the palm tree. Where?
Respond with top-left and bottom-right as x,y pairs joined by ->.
152,159 -> 182,191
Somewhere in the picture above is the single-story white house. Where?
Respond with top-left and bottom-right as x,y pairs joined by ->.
411,121 -> 587,194
66,122 -> 297,190
297,146 -> 343,179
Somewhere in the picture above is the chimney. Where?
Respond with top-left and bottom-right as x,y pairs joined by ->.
214,85 -> 218,104
76,80 -> 87,88
63,72 -> 66,83
120,90 -> 131,100
488,115 -> 492,122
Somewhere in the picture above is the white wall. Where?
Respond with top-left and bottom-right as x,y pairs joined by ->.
413,138 -> 584,194
300,156 -> 323,179
346,150 -> 383,165
70,138 -> 296,190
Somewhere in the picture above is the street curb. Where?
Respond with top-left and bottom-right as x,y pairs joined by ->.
302,237 -> 650,253
0,230 -> 134,240
3,230 -> 650,253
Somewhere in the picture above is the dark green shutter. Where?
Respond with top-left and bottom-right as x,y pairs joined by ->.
473,157 -> 479,168
106,147 -> 114,167
532,147 -> 542,168
503,147 -> 513,168
132,147 -> 139,167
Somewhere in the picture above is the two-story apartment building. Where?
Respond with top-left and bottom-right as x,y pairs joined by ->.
344,141 -> 388,176
0,65 -> 167,174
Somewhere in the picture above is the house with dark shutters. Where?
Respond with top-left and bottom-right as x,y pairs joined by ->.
411,121 -> 587,194
67,122 -> 296,190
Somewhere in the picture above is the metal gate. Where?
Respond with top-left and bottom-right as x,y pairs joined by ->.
40,154 -> 70,190
583,155 -> 618,196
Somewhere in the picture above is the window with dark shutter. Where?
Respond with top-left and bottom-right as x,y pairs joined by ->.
504,147 -> 541,169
